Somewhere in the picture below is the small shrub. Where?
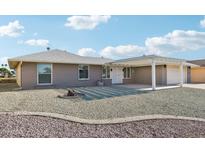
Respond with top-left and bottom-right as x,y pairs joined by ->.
0,68 -> 12,77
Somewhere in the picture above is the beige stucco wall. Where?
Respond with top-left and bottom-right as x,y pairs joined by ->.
187,67 -> 191,83
21,62 -> 102,89
15,62 -> 22,86
156,65 -> 167,85
53,63 -> 102,87
126,65 -> 167,85
123,78 -> 135,84
21,62 -> 37,89
134,66 -> 151,84
191,67 -> 205,83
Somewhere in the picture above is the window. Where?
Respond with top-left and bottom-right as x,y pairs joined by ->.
102,66 -> 110,79
123,67 -> 131,79
78,65 -> 89,80
37,64 -> 52,84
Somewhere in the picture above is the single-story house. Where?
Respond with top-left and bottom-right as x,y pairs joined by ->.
8,49 -> 200,90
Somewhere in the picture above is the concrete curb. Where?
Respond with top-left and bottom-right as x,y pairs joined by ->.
1,111 -> 205,124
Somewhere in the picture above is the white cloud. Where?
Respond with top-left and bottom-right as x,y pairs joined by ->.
98,30 -> 205,59
200,18 -> 205,28
77,48 -> 98,57
100,45 -> 146,59
0,20 -> 24,37
145,30 -> 205,54
65,15 -> 111,30
24,39 -> 49,47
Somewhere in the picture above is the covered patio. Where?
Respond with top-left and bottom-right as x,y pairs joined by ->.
108,55 -> 198,90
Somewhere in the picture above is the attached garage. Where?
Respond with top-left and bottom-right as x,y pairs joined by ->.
166,65 -> 187,85
191,67 -> 205,83
189,59 -> 205,83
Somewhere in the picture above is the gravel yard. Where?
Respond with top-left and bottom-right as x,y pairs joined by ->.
0,85 -> 205,120
0,114 -> 205,138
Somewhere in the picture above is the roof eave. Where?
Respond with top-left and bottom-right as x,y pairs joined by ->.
183,62 -> 200,68
8,60 -> 20,69
7,59 -> 110,66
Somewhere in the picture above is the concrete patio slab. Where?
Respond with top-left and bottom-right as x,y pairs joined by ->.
114,84 -> 180,91
73,86 -> 145,100
184,84 -> 205,90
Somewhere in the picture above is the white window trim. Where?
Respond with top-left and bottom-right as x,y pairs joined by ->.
37,63 -> 53,85
102,66 -> 110,79
123,67 -> 132,79
78,64 -> 90,80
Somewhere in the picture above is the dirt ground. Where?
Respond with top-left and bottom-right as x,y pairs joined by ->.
0,83 -> 19,92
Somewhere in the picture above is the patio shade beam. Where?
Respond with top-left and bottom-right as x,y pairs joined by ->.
180,62 -> 184,87
151,60 -> 156,90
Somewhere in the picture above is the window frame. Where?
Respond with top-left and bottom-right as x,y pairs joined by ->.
37,63 -> 53,85
78,64 -> 90,80
102,65 -> 110,79
123,67 -> 131,79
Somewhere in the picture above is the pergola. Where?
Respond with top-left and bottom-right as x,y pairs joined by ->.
107,55 -> 199,90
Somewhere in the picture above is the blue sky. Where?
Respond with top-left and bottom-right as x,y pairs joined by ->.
1,15 -> 205,65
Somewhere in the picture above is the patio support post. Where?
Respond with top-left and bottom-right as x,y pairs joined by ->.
151,60 -> 156,90
180,62 -> 184,87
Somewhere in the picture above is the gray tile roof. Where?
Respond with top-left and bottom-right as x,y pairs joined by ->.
107,54 -> 199,67
109,54 -> 186,64
8,49 -> 113,68
188,59 -> 205,67
8,49 -> 199,69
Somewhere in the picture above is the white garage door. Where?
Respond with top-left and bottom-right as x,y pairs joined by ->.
110,66 -> 123,84
167,65 -> 187,85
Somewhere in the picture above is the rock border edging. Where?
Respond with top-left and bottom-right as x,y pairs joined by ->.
1,111 -> 205,124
